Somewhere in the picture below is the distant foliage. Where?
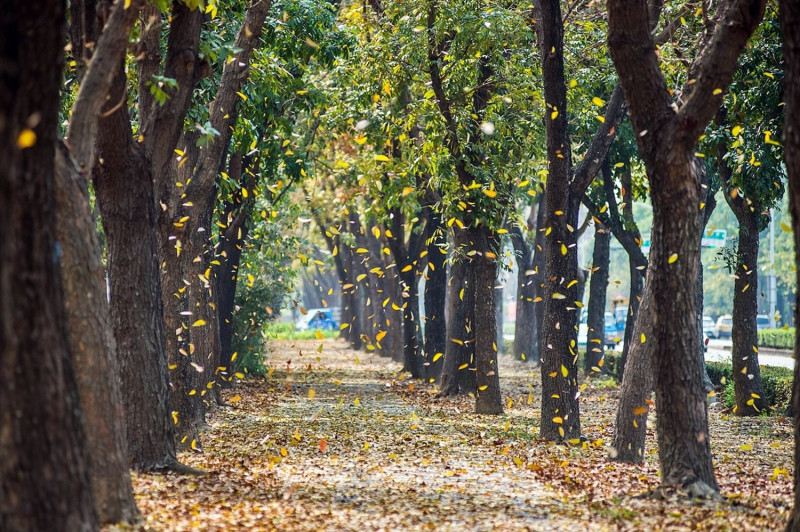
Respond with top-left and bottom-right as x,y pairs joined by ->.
758,328 -> 796,350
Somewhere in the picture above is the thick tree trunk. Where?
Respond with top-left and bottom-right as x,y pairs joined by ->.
55,146 -> 139,524
585,223 -> 610,372
94,66 -> 185,472
0,1 -> 98,527
648,159 -> 717,491
781,1 -> 800,528
423,212 -> 447,379
608,0 -> 764,494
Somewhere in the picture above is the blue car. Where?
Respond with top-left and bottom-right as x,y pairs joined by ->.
604,312 -> 620,347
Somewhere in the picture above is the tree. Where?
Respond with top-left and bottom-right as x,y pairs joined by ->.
781,0 -> 800,529
585,219 -> 610,372
534,0 -> 626,442
0,0 -> 97,528
61,0 -> 142,520
607,0 -> 766,494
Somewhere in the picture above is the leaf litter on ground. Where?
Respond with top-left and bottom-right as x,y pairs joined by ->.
125,339 -> 793,531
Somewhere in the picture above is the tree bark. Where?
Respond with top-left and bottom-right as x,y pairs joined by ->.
437,228 -> 476,396
55,146 -> 139,524
94,65 -> 185,472
586,222 -> 610,372
0,1 -> 98,528
474,227 -> 503,414
781,0 -> 800,528
509,222 -> 537,363
718,122 -> 767,415
608,0 -> 765,493
423,210 -> 447,379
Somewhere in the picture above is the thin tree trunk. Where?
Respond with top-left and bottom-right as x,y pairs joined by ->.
438,228 -> 476,396
510,224 -> 536,362
586,222 -> 610,372
474,227 -> 503,414
0,1 -> 98,527
730,214 -> 767,414
423,211 -> 447,379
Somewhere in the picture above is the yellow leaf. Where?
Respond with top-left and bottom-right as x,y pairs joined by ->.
552,293 -> 566,300
640,333 -> 646,344
712,88 -> 722,95
375,154 -> 390,162
781,221 -> 792,233
478,385 -> 488,391
229,395 -> 242,403
308,388 -> 316,399
16,129 -> 36,149
432,352 -> 444,362
236,91 -> 247,101
551,110 -> 558,120
552,416 -> 563,424
668,253 -> 678,264
402,187 -> 415,196
732,125 -> 743,137
592,96 -> 605,107
376,331 -> 387,342
401,265 -> 412,272
561,244 -> 568,255
192,319 -> 206,327
560,365 -> 568,377
354,398 -> 361,407
483,188 -> 497,198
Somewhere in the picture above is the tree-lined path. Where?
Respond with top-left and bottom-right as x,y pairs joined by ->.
131,339 -> 790,531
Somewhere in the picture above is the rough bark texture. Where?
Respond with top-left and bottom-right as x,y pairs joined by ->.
0,1 -> 98,528
55,146 -> 139,524
59,0 -> 142,522
585,223 -> 610,372
423,210 -> 447,379
94,65 -> 183,472
608,0 -> 765,493
475,227 -> 503,414
781,0 -> 800,528
537,0 -> 582,441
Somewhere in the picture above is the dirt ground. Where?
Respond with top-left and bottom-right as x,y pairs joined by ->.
128,338 -> 794,531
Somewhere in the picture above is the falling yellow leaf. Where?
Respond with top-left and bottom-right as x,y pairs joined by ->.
192,319 -> 207,327
668,253 -> 678,264
17,129 -> 36,149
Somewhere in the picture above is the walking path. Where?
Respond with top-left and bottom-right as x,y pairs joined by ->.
130,338 -> 793,531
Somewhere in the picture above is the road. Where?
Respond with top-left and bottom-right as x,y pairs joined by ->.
704,338 -> 794,370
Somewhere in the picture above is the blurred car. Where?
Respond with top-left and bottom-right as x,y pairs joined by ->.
702,316 -> 716,338
714,315 -> 733,339
296,307 -> 339,331
577,312 -> 620,348
756,314 -> 771,331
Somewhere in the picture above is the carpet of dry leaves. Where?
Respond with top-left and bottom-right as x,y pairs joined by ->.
127,338 -> 794,531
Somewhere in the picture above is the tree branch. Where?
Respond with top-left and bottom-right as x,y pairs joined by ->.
67,0 -> 142,170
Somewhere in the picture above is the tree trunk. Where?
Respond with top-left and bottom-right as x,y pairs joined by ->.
608,0 -> 764,494
586,223 -> 610,372
54,146 -> 139,524
611,273 -> 655,463
619,257 -> 644,379
399,269 -> 424,377
423,211 -> 447,379
494,275 -> 504,355
510,224 -> 537,363
438,228 -> 476,396
93,65 -> 185,472
217,212 -> 249,385
781,0 -> 800,528
474,227 -> 503,414
0,1 -> 98,527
